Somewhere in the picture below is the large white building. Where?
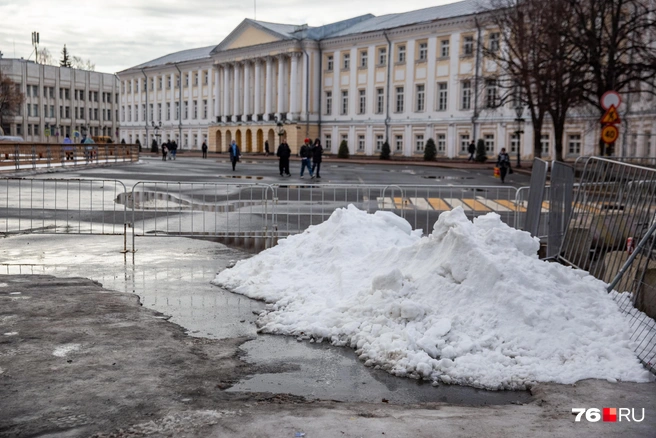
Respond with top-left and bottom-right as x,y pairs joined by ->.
0,58 -> 120,142
118,0 -> 656,159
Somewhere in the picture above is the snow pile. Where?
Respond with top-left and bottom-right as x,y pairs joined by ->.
213,205 -> 651,389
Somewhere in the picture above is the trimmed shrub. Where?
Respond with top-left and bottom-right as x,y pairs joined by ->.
380,141 -> 391,160
150,139 -> 158,153
423,138 -> 437,161
338,140 -> 350,159
475,138 -> 487,162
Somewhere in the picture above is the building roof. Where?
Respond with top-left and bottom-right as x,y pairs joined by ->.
121,45 -> 216,72
329,0 -> 485,37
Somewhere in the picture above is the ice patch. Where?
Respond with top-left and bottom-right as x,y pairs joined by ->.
3,332 -> 18,336
213,205 -> 652,389
53,344 -> 81,357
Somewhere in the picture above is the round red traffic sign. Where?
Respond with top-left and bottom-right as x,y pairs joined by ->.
601,125 -> 619,143
601,91 -> 621,110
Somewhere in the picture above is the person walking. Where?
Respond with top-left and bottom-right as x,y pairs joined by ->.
264,140 -> 270,156
299,138 -> 314,178
496,148 -> 512,183
229,140 -> 241,171
169,141 -> 177,160
201,141 -> 208,159
467,140 -> 476,161
311,138 -> 323,179
276,139 -> 291,177
162,142 -> 168,161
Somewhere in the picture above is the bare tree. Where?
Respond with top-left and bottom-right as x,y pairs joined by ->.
36,47 -> 57,66
71,56 -> 96,71
565,0 -> 656,155
0,68 -> 25,134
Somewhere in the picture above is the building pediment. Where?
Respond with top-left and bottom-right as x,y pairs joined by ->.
212,19 -> 295,54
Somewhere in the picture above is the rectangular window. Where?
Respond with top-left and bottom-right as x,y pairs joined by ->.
416,84 -> 425,112
440,39 -> 450,58
437,82 -> 448,111
126,106 -> 130,122
460,134 -> 470,153
168,76 -> 172,89
16,124 -> 22,136
415,134 -> 425,152
194,73 -> 199,86
193,100 -> 198,119
65,106 -> 70,119
395,86 -> 404,113
437,134 -> 446,154
463,36 -> 474,56
65,88 -> 70,100
204,71 -> 209,85
341,90 -> 349,115
360,50 -> 368,68
484,134 -> 495,154
89,108 -> 93,120
325,134 -> 332,151
158,103 -> 162,121
175,102 -> 179,120
418,42 -> 428,61
489,32 -> 500,52
327,55 -> 334,71
60,105 -> 63,118
159,77 -> 163,90
325,91 -> 332,115
358,134 -> 365,151
166,103 -> 171,121
141,104 -> 145,121
376,134 -> 384,152
149,103 -> 153,121
567,134 -> 581,155
94,108 -> 98,120
34,104 -> 39,117
378,47 -> 387,66
397,45 -> 406,63
510,133 -> 520,153
540,134 -> 550,156
395,134 -> 403,152
376,88 -> 385,114
485,79 -> 498,108
460,81 -> 471,110
184,102 -> 188,119
185,74 -> 189,87
203,99 -> 208,119
343,53 -> 350,70
43,105 -> 47,118
359,89 -> 366,114
33,85 -> 39,97
28,124 -> 32,136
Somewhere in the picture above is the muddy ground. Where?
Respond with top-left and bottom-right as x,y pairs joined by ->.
1,274 -> 654,438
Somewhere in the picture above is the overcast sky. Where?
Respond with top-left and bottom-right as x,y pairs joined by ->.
0,0 -> 456,74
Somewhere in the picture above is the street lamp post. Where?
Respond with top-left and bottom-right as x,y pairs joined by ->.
274,117 -> 286,145
514,105 -> 525,168
151,121 -> 162,151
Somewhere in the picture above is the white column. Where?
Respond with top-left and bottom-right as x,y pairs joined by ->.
233,62 -> 241,122
187,71 -> 192,122
290,52 -> 300,120
213,66 -> 220,120
223,65 -> 230,121
265,57 -> 273,120
254,59 -> 262,117
243,61 -> 251,119
277,55 -> 285,116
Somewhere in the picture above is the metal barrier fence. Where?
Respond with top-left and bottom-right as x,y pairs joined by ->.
0,143 -> 139,172
0,177 -> 128,244
558,156 -> 656,373
547,161 -> 575,259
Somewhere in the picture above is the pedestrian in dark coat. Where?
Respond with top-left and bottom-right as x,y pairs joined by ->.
299,138 -> 314,178
467,141 -> 476,161
496,148 -> 512,183
277,140 -> 291,176
201,142 -> 208,159
162,143 -> 168,161
312,138 -> 323,179
229,140 -> 241,171
264,140 -> 270,156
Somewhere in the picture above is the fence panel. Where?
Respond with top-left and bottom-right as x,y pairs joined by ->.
0,178 -> 128,236
521,158 -> 549,237
546,161 -> 575,259
558,157 -> 656,374
128,182 -> 275,249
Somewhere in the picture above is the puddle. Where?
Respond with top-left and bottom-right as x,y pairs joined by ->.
1,234 -> 531,406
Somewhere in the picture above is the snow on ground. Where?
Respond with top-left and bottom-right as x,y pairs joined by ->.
212,205 -> 652,390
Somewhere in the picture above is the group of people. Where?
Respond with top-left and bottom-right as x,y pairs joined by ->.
228,137 -> 324,179
160,140 -> 178,161
277,137 -> 323,179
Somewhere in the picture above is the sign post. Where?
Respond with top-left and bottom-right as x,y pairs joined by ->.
600,91 -> 622,156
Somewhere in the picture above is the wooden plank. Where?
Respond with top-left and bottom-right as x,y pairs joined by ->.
461,198 -> 492,212
427,198 -> 451,211
475,197 -> 512,212
409,197 -> 432,210
444,198 -> 472,211
494,199 -> 527,212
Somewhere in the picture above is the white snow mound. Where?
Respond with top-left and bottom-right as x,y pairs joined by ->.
213,205 -> 651,389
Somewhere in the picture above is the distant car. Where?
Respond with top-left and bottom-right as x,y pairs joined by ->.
0,136 -> 24,142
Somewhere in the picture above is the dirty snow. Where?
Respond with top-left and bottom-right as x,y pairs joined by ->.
213,205 -> 651,389
53,344 -> 81,357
